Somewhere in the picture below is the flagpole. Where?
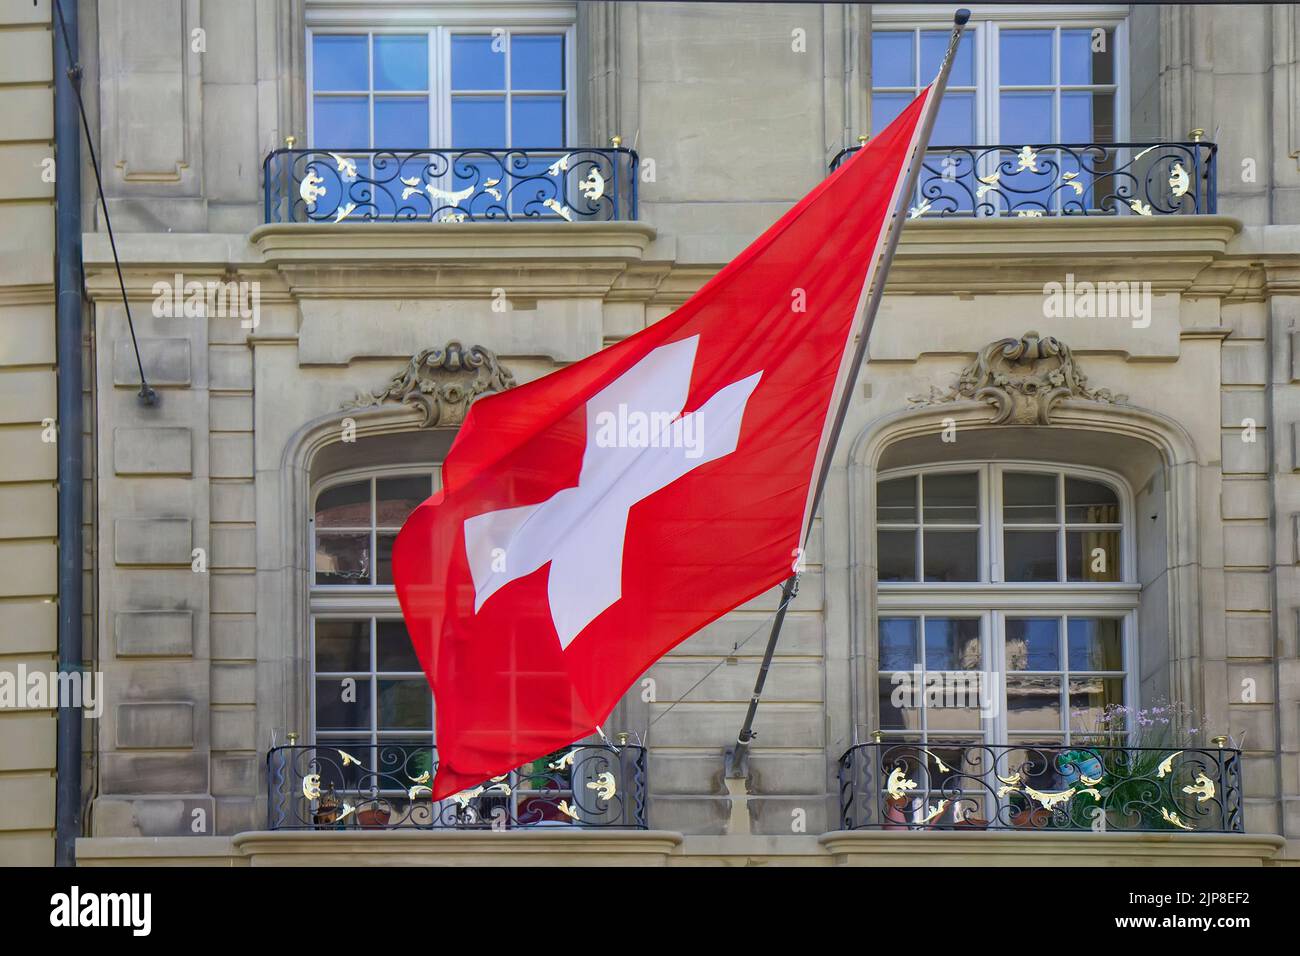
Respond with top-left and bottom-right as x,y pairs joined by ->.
724,8 -> 970,782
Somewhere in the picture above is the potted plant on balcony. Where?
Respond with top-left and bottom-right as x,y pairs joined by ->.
313,785 -> 342,828
356,799 -> 392,828
1072,700 -> 1210,831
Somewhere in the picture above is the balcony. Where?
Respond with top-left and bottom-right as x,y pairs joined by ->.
830,141 -> 1216,217
263,147 -> 639,224
267,741 -> 648,830
838,740 -> 1243,833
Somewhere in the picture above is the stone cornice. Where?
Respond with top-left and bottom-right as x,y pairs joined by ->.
79,215 -> 1300,305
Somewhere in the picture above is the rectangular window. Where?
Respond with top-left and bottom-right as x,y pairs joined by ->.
308,26 -> 572,150
870,14 -> 1123,143
870,9 -> 1126,215
874,463 -> 1137,746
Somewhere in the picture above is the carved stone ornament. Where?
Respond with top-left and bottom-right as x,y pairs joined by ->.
343,342 -> 516,427
907,331 -> 1127,425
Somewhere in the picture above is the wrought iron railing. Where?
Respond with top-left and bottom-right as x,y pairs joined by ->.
268,741 -> 647,830
829,141 -> 1216,217
263,147 -> 638,223
838,741 -> 1242,832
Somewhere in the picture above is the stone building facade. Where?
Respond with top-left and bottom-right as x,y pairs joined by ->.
3,0 -> 1300,865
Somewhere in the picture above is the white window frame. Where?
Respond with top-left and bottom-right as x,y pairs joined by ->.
309,466 -> 441,744
870,4 -> 1130,145
305,3 -> 577,149
874,460 -> 1139,744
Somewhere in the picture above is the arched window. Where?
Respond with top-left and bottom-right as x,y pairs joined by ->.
873,462 -> 1136,747
310,467 -> 441,750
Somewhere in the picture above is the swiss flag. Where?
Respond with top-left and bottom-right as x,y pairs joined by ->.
393,88 -> 932,799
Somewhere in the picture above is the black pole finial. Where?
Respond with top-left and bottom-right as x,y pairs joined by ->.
955,9 -> 971,26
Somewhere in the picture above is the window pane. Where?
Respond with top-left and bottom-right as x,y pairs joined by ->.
1006,675 -> 1062,731
512,96 -> 564,147
922,472 -> 978,523
1068,676 -> 1123,732
926,690 -> 983,731
315,619 -> 370,672
375,533 -> 398,585
374,97 -> 429,149
1065,477 -> 1119,523
313,35 -> 368,91
314,96 -> 369,146
872,32 -> 914,87
876,476 -> 917,524
376,475 -> 431,527
877,529 -> 917,581
1067,617 -> 1123,670
1003,472 -> 1056,523
316,480 -> 370,528
923,530 -> 978,582
451,34 -> 505,89
1000,91 -> 1053,143
878,617 -> 919,671
315,532 -> 371,585
378,679 -> 432,729
922,30 -> 973,86
878,677 -> 920,731
511,34 -> 564,90
1062,91 -> 1114,143
1004,530 -> 1058,582
1061,28 -> 1114,85
1005,618 -> 1060,670
373,34 -> 428,91
377,620 -> 422,672
452,96 -> 506,146
1066,529 -> 1120,581
872,93 -> 912,135
1000,29 -> 1053,86
316,676 -> 371,730
924,617 -> 981,670
934,92 -> 975,144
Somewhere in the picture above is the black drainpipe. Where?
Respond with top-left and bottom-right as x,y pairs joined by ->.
53,0 -> 83,868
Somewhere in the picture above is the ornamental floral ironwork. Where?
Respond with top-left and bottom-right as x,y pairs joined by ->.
838,741 -> 1243,832
343,342 -> 516,428
907,331 -> 1127,425
264,147 -> 638,223
830,141 -> 1216,217
269,742 -> 648,830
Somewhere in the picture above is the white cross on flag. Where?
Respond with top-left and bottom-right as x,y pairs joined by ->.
393,88 -> 933,798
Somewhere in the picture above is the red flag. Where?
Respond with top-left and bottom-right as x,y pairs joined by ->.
393,87 -> 933,799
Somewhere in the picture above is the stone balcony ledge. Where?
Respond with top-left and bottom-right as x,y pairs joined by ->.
75,828 -> 1290,867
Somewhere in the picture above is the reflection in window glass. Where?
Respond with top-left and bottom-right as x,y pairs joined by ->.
879,617 -> 920,671
1006,675 -> 1062,731
1067,617 -> 1123,671
1006,618 -> 1060,670
313,35 -> 368,91
315,480 -> 370,528
373,34 -> 428,91
924,617 -> 981,670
